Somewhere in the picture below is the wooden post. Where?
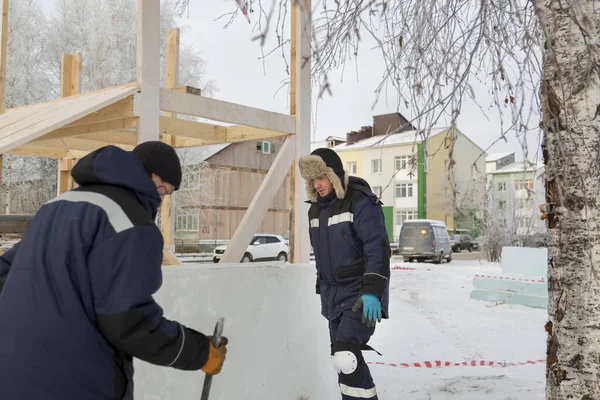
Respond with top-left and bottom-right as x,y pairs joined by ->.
0,0 -> 8,210
291,0 -> 312,264
161,28 -> 179,254
135,0 -> 160,143
57,52 -> 81,195
288,0 -> 297,262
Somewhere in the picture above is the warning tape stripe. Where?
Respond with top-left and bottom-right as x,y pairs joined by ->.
367,359 -> 546,368
392,266 -> 417,271
474,274 -> 545,283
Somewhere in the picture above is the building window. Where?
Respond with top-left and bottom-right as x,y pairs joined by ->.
395,183 -> 414,198
176,211 -> 199,231
373,186 -> 382,198
180,164 -> 201,189
372,159 -> 382,174
395,156 -> 410,171
514,180 -> 533,190
497,182 -> 506,191
396,210 -> 417,225
498,200 -> 506,211
346,161 -> 357,175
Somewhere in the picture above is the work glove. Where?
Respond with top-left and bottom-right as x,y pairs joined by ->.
352,294 -> 382,328
201,336 -> 228,375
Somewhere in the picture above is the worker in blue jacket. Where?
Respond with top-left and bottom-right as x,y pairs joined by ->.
0,142 -> 227,400
299,147 -> 391,400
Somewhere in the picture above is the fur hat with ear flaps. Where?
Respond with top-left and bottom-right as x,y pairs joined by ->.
299,148 -> 349,202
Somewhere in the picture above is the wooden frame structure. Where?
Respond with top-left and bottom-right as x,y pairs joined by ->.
0,0 -> 312,264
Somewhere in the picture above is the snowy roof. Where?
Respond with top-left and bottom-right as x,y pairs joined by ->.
327,135 -> 346,142
176,143 -> 230,165
489,161 -> 544,174
486,152 -> 514,162
333,127 -> 448,151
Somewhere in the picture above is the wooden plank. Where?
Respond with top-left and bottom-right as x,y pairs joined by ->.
288,0 -> 298,262
159,88 -> 296,135
6,145 -> 77,158
60,53 -> 82,97
73,130 -> 138,146
32,137 -> 134,152
220,138 -> 295,262
226,125 -> 290,142
170,136 -> 220,148
0,84 -> 140,153
58,158 -> 74,195
0,214 -> 34,234
159,115 -> 226,142
37,118 -> 138,141
0,0 -> 9,205
64,97 -> 135,127
0,0 -> 8,112
292,0 -> 312,263
135,0 -> 160,143
161,27 -> 179,256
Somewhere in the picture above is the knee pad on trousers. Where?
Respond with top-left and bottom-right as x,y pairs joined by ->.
331,341 -> 364,385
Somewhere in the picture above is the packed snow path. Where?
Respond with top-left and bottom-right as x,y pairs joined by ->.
365,259 -> 547,399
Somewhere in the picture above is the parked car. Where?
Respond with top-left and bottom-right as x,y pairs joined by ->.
451,234 -> 478,252
398,219 -> 452,264
213,234 -> 289,263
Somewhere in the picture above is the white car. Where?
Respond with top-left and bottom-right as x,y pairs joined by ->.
213,234 -> 289,263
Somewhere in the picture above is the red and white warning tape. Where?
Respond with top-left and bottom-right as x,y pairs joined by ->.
392,266 -> 417,271
474,274 -> 545,283
367,359 -> 546,368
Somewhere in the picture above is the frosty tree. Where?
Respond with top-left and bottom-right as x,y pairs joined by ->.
174,0 -> 600,398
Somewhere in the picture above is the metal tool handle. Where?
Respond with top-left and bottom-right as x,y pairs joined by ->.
200,317 -> 225,400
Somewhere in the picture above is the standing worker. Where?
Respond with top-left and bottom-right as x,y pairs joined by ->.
0,142 -> 227,400
299,148 -> 391,399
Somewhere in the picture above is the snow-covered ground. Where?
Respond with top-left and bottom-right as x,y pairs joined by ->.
366,258 -> 547,399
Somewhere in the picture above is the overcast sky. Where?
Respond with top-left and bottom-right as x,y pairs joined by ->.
41,0 -> 542,163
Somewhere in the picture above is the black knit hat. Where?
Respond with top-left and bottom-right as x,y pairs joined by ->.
131,141 -> 182,190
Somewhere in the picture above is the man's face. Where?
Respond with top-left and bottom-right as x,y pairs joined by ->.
151,173 -> 175,204
313,176 -> 333,197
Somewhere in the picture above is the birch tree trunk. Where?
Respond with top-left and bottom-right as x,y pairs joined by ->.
535,0 -> 600,397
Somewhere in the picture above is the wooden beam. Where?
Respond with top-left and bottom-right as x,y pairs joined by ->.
159,88 -> 296,135
31,137 -> 134,152
226,125 -> 290,142
220,138 -> 295,263
0,214 -> 34,234
37,117 -> 138,141
6,145 -> 86,159
0,0 -> 8,112
159,115 -> 226,142
135,0 -> 160,143
0,0 -> 9,212
72,130 -> 138,146
292,0 -> 312,264
169,136 -> 221,148
60,53 -> 81,97
161,27 -> 180,260
57,158 -> 74,195
57,52 -> 82,195
288,0 -> 298,263
65,97 -> 135,127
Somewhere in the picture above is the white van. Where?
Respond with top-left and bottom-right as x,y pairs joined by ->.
398,219 -> 453,264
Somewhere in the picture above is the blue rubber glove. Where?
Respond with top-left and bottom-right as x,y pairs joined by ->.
352,294 -> 382,327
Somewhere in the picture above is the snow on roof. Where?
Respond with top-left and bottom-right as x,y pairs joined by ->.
177,143 -> 230,165
326,135 -> 346,142
489,161 -> 544,174
486,152 -> 514,162
333,127 -> 448,151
